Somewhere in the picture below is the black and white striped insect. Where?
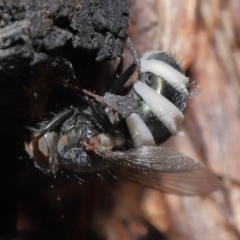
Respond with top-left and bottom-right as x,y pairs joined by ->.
25,38 -> 221,195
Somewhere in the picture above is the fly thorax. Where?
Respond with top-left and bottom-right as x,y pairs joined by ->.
57,118 -> 110,172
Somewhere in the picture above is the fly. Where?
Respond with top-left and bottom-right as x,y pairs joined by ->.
25,36 -> 221,196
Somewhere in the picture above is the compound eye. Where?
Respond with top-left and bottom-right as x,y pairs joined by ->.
37,135 -> 49,157
25,134 -> 49,169
25,132 -> 60,174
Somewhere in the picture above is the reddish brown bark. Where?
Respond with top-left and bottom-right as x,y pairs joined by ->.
119,0 -> 240,239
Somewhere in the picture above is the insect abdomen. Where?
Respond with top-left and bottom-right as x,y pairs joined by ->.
126,51 -> 189,146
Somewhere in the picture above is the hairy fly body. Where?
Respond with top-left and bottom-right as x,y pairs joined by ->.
25,37 -> 221,196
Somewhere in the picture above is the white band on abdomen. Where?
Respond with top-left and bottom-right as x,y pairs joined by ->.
126,113 -> 156,147
140,58 -> 189,95
133,81 -> 184,135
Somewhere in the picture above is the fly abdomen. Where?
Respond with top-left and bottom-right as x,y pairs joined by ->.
126,51 -> 189,146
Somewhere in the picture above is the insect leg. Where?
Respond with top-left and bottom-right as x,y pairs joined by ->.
26,108 -> 77,134
61,74 -> 117,135
78,94 -> 117,135
108,36 -> 139,94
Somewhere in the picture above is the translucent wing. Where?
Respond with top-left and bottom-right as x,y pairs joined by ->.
111,167 -> 221,195
95,146 -> 221,195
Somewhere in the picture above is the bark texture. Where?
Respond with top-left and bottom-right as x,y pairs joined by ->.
0,0 -> 128,70
0,0 -> 130,239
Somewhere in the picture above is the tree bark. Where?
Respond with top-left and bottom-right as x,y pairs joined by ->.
125,0 -> 240,239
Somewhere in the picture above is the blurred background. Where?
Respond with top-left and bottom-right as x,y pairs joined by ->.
126,0 -> 240,239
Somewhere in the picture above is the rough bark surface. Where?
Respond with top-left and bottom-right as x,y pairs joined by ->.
0,0 -> 128,71
0,0 -> 130,239
0,0 -> 129,125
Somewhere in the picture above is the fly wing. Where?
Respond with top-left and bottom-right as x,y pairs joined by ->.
95,146 -> 221,195
111,167 -> 221,195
